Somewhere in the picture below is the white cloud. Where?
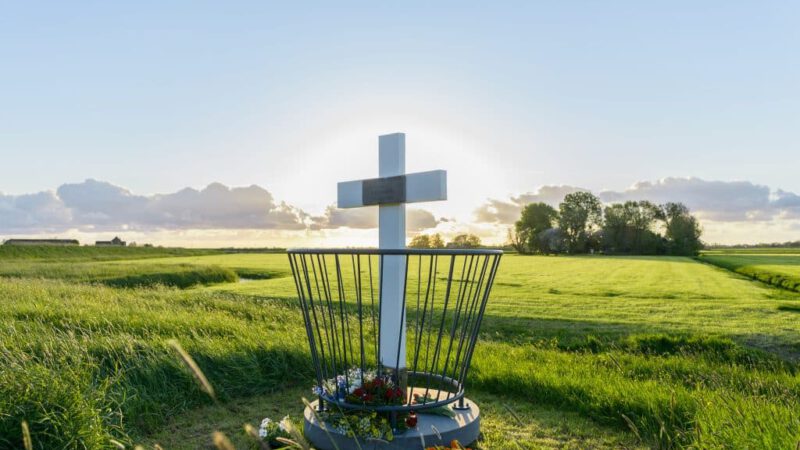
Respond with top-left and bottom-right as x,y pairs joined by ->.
0,191 -> 73,232
50,179 -> 310,231
0,179 -> 442,235
475,177 -> 800,225
597,177 -> 773,221
474,185 -> 587,224
311,205 -> 441,232
3,177 -> 798,245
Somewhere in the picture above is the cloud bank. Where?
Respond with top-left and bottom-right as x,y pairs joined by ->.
474,177 -> 800,226
2,177 -> 798,245
0,179 -> 442,234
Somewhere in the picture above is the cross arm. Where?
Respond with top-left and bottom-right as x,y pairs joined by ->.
337,170 -> 447,208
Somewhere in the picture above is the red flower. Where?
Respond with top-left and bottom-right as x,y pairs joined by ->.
372,378 -> 384,388
405,411 -> 418,428
353,387 -> 365,397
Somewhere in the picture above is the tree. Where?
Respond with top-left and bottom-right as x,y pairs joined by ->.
515,202 -> 559,253
558,192 -> 602,253
409,233 -> 445,248
448,234 -> 481,248
538,228 -> 566,253
660,202 -> 703,255
507,228 -> 525,253
429,233 -> 445,248
408,234 -> 431,249
602,201 -> 663,254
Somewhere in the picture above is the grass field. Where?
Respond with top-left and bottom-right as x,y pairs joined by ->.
700,249 -> 800,293
2,247 -> 800,449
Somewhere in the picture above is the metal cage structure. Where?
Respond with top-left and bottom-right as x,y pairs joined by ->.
288,248 -> 502,416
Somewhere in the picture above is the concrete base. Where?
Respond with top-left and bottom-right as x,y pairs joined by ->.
303,397 -> 480,450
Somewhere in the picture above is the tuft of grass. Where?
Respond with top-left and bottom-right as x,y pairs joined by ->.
778,303 -> 800,313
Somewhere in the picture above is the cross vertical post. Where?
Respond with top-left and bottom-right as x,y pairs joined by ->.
336,132 -> 447,391
378,133 -> 407,383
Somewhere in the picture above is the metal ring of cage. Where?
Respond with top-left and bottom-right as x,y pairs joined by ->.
288,248 -> 502,413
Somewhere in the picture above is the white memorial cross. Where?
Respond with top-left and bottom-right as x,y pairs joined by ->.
337,133 -> 447,374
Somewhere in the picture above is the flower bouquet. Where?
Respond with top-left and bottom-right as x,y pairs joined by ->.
312,367 -> 411,441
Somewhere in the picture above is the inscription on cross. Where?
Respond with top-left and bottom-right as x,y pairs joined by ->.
337,133 -> 447,376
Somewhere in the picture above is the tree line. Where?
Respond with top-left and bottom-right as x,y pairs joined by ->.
509,191 -> 703,256
409,233 -> 483,249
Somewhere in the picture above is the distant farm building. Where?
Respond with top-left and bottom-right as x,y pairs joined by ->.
3,239 -> 80,246
95,237 -> 127,247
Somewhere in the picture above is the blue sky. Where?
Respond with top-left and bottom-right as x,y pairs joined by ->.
1,1 -> 798,245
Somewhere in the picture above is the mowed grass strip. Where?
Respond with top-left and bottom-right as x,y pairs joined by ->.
0,261 -> 238,289
700,252 -> 800,293
0,245 -> 221,261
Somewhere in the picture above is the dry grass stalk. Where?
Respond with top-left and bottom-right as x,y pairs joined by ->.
212,431 -> 236,450
21,421 -> 32,450
168,339 -> 216,401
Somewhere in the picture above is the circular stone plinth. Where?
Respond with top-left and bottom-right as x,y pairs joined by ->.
304,398 -> 480,450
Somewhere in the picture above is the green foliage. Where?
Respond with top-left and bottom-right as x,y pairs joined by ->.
409,234 -> 431,248
701,253 -> 800,293
318,410 -> 396,441
602,201 -> 665,254
512,197 -> 703,256
408,233 -> 445,249
515,202 -> 559,254
558,192 -> 603,253
661,203 -> 703,256
447,233 -> 482,248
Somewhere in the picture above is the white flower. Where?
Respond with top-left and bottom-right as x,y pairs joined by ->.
279,415 -> 290,432
258,427 -> 268,438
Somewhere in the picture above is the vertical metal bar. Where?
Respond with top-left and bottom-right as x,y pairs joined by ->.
303,254 -> 330,382
368,254 -> 378,366
459,254 -> 502,393
426,254 -> 457,402
438,254 -> 475,399
408,253 -> 428,403
453,254 -> 490,388
377,254 -> 384,371
394,254 -> 410,401
354,254 -> 365,384
421,253 -> 439,404
334,254 -> 352,388
319,255 -> 340,385
292,254 -> 324,389
310,255 -> 334,379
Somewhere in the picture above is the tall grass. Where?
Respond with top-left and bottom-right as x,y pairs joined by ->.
3,253 -> 800,448
0,278 -> 311,449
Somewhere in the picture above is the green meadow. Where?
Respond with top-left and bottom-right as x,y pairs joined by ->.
2,247 -> 800,449
700,249 -> 800,294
